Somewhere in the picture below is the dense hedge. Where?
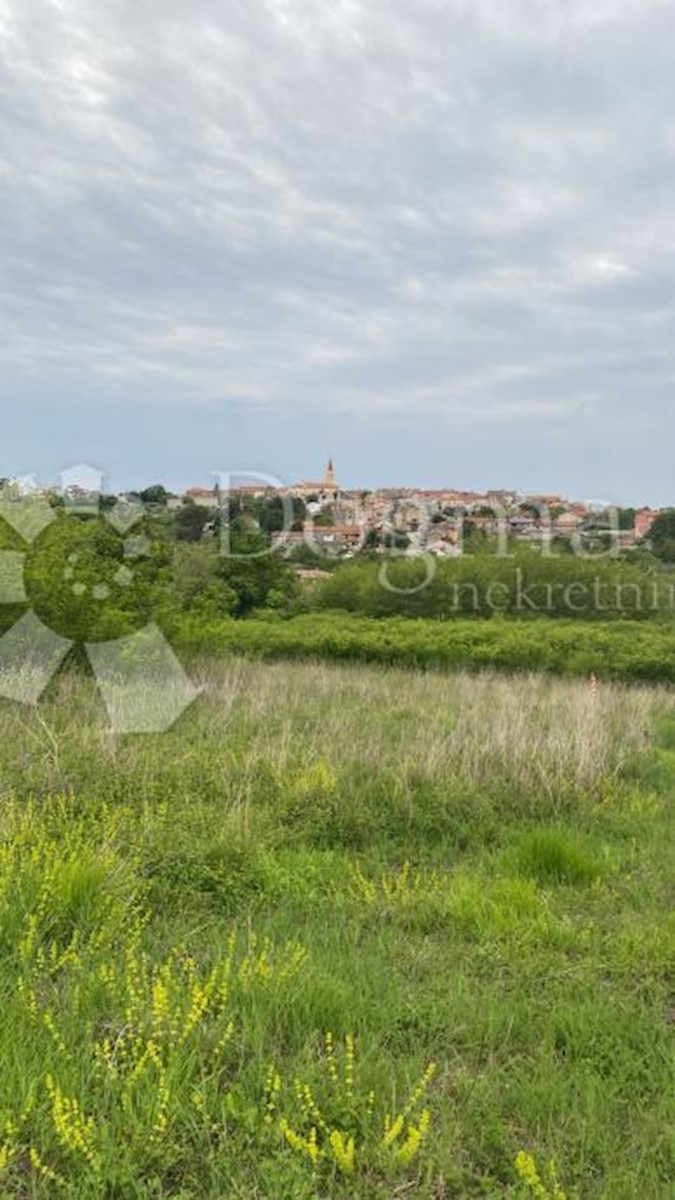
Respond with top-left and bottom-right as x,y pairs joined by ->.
173,610 -> 675,684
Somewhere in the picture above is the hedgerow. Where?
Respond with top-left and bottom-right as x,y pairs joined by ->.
172,610 -> 675,683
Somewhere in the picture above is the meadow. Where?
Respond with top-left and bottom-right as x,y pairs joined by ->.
0,658 -> 674,1198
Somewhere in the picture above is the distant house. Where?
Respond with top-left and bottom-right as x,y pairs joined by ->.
553,510 -> 585,533
508,514 -> 535,532
271,531 -> 308,552
634,508 -> 659,539
312,523 -> 364,552
184,487 -> 219,508
527,494 -> 568,510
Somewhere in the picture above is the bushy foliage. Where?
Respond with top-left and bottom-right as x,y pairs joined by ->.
173,609 -> 675,684
217,519 -> 300,615
23,514 -> 167,640
315,549 -> 669,620
646,509 -> 675,562
1,510 -> 301,642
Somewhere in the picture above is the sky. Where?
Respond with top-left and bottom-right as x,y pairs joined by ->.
1,0 -> 674,504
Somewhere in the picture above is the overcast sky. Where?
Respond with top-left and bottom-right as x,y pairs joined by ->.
1,0 -> 674,502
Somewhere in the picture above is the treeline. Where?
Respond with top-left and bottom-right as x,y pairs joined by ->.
315,550 -> 675,620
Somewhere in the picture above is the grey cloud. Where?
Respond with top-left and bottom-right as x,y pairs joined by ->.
0,0 -> 674,462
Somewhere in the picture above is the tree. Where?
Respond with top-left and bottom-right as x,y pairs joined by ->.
170,543 -> 230,616
258,496 -> 284,535
174,502 -> 208,543
23,514 -> 163,641
139,484 -> 168,508
257,496 -> 305,536
383,531 -> 411,551
218,519 -> 299,615
647,510 -> 675,562
288,543 -> 332,569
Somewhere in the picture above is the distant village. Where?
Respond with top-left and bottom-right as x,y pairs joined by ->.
2,462 -> 662,559
180,460 -> 659,558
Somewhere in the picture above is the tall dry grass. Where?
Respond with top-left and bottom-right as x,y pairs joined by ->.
0,656 -> 668,816
194,658 -> 670,794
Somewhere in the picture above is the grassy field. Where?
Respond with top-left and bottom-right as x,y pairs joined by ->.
1,659 -> 674,1198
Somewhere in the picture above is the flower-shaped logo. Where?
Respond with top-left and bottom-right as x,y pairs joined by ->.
0,468 -> 199,732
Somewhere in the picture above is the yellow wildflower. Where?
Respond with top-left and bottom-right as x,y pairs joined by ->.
329,1129 -> 356,1174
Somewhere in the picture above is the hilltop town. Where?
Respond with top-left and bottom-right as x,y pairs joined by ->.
2,462 -> 662,559
180,460 -> 659,558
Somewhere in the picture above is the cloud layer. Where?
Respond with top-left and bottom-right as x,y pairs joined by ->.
1,0 -> 674,496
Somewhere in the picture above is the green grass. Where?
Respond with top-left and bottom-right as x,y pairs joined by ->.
0,660 -> 674,1198
513,829 -> 606,887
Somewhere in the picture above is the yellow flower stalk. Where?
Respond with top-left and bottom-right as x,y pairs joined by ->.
329,1129 -> 356,1174
324,1032 -> 340,1088
46,1075 -> 101,1174
344,1033 -> 356,1099
382,1113 -> 405,1148
515,1151 -> 568,1200
395,1109 -> 431,1166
